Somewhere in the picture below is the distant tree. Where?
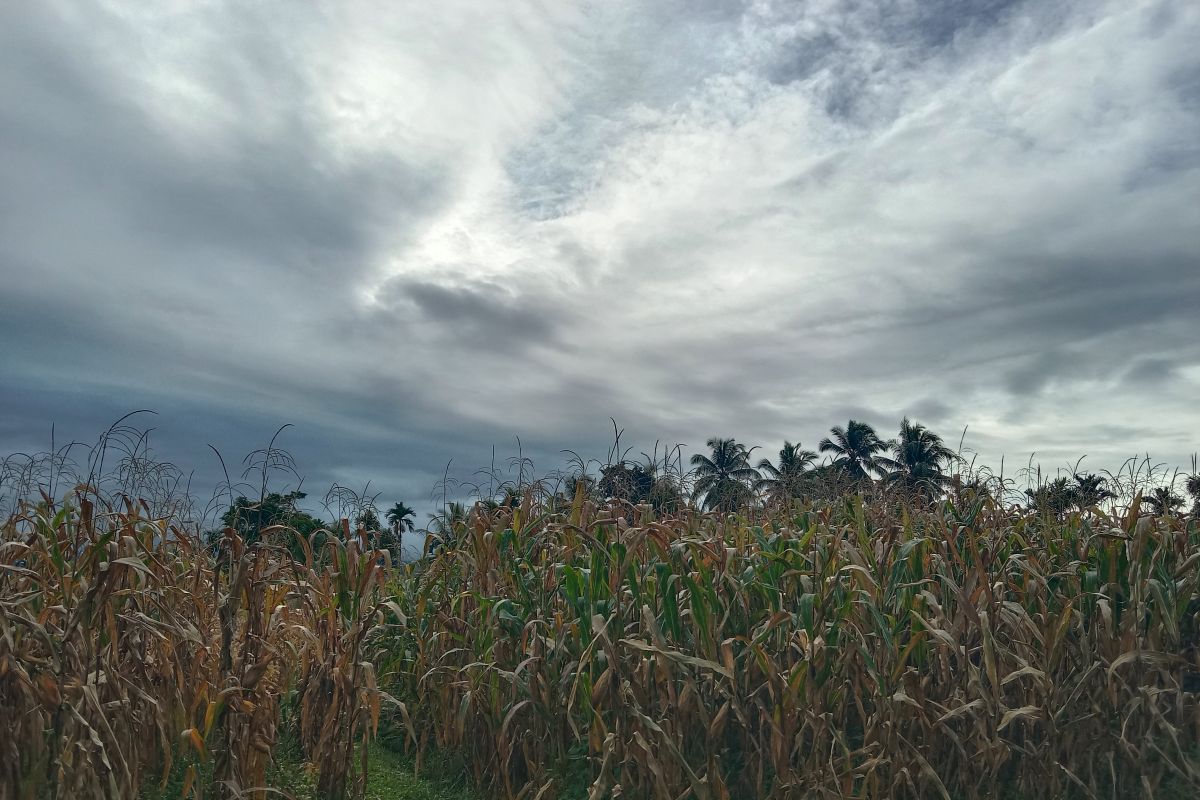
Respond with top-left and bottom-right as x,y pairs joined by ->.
691,438 -> 761,513
1070,473 -> 1115,510
214,491 -> 329,560
879,418 -> 958,497
756,441 -> 818,503
948,474 -> 996,505
1144,486 -> 1185,515
355,508 -> 382,532
373,501 -> 416,562
802,462 -> 857,500
598,459 -> 684,514
483,485 -> 522,510
646,472 -> 685,514
386,502 -> 416,534
1188,474 -> 1200,517
1023,473 -> 1117,516
1025,478 -> 1076,517
818,420 -> 890,483
599,461 -> 655,504
427,501 -> 468,553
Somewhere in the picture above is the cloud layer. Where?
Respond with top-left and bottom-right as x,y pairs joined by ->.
2,0 -> 1198,513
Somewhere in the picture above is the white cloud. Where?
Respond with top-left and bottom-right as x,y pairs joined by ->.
1,0 -> 1197,502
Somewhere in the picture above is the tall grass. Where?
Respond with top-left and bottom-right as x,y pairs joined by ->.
3,425 -> 1199,799
0,487 -> 393,800
378,488 -> 1200,798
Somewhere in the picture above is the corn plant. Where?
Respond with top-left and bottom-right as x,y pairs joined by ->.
379,492 -> 1200,799
0,487 -> 392,800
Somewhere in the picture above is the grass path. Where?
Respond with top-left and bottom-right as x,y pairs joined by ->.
362,744 -> 477,800
139,742 -> 478,800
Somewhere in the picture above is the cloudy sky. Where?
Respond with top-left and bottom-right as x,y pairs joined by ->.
2,0 -> 1198,514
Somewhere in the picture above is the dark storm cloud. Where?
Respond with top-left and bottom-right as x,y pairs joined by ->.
0,2 -> 465,511
851,247 -> 1200,396
375,276 -> 561,348
2,0 -> 1199,511
905,398 -> 955,424
1123,358 -> 1181,386
1003,349 -> 1089,396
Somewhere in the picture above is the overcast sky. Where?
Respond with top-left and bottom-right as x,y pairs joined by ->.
2,0 -> 1198,515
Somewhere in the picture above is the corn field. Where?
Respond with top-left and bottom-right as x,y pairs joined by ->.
0,488 -> 395,800
381,488 -> 1200,799
2,479 -> 1199,798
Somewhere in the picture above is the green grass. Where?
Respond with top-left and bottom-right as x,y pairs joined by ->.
139,740 -> 479,800
362,744 -> 478,800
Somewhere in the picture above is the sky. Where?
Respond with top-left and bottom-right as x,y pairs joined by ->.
2,0 -> 1198,519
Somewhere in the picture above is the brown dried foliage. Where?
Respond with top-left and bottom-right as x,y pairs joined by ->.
0,490 -> 391,800
379,489 -> 1200,799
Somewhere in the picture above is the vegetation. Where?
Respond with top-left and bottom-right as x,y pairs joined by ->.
2,418 -> 1199,799
1024,473 -> 1121,517
214,490 -> 330,556
0,485 -> 399,800
691,437 -> 761,512
374,485 -> 1200,799
386,503 -> 417,537
756,441 -> 819,504
819,420 -> 891,483
879,417 -> 960,496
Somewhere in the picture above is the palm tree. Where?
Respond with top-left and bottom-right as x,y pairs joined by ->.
879,418 -> 958,496
818,420 -> 890,482
756,441 -> 818,503
1144,486 -> 1185,515
691,438 -> 761,513
381,501 -> 416,561
427,501 -> 468,553
1025,477 -> 1075,517
482,484 -> 522,510
386,501 -> 417,534
949,474 -> 995,505
1071,473 -> 1114,510
1188,474 -> 1200,517
1024,473 -> 1116,516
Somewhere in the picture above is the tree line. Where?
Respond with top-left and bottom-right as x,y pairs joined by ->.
565,417 -> 1200,518
209,417 -> 1200,560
